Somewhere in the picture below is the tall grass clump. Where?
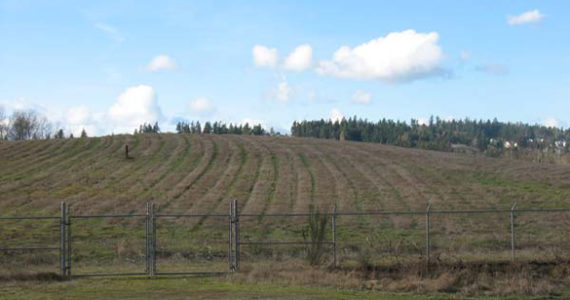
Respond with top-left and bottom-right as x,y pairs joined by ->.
302,205 -> 328,265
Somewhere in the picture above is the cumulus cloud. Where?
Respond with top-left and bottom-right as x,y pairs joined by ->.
352,90 -> 371,104
507,10 -> 544,25
94,23 -> 124,43
189,97 -> 214,113
108,85 -> 164,132
475,63 -> 509,75
283,44 -> 313,71
275,80 -> 292,102
316,30 -> 444,83
252,45 -> 278,68
330,108 -> 344,123
64,105 -> 102,136
146,55 -> 177,72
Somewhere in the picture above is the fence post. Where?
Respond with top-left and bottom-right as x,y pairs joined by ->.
60,202 -> 66,279
66,204 -> 71,279
510,201 -> 517,261
145,202 -> 150,275
332,206 -> 337,268
228,200 -> 234,272
151,202 -> 157,276
233,199 -> 240,272
425,203 -> 431,269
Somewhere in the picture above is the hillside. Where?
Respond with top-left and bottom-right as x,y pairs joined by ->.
1,133 -> 570,216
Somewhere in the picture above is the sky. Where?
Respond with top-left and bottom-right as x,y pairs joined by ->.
1,0 -> 569,136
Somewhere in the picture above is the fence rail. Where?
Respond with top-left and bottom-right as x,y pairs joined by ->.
1,200 -> 569,280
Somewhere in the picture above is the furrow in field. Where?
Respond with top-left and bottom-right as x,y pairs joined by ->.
150,135 -> 205,207
172,135 -> 233,212
295,151 -> 315,212
157,135 -> 212,211
235,137 -> 264,213
354,144 -> 449,209
258,138 -> 279,218
0,138 -> 79,183
300,143 -> 336,211
186,135 -> 242,215
0,139 -> 64,171
71,134 -> 165,214
21,135 -> 133,214
2,138 -> 103,214
217,135 -> 263,213
306,142 -> 355,212
110,134 -> 188,213
0,137 -> 107,197
0,137 -> 98,197
240,136 -> 278,215
337,143 -> 426,210
264,138 -> 295,214
159,135 -> 219,212
319,142 -> 391,210
89,134 -> 173,213
205,136 -> 249,215
134,134 -> 193,202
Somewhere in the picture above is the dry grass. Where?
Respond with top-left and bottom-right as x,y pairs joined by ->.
234,259 -> 569,296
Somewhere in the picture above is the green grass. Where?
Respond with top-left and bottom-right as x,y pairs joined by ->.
0,276 -> 506,300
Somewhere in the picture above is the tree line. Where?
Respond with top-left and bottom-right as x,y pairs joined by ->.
174,121 -> 271,136
0,108 -> 87,141
291,116 -> 570,154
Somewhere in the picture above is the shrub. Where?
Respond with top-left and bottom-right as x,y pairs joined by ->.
302,205 -> 328,266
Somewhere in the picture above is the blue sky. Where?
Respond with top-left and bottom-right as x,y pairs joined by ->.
1,0 -> 569,135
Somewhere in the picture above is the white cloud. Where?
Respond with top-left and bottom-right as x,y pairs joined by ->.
275,80 -> 292,102
283,44 -> 313,71
94,23 -> 124,43
543,117 -> 559,128
475,63 -> 509,75
330,108 -> 344,123
352,90 -> 371,104
316,30 -> 444,83
460,51 -> 471,61
252,45 -> 278,68
65,105 -> 91,125
146,55 -> 177,72
63,105 -> 102,136
189,97 -> 214,113
507,10 -> 544,25
242,118 -> 267,129
108,85 -> 164,132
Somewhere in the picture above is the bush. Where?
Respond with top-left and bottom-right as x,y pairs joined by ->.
302,206 -> 328,266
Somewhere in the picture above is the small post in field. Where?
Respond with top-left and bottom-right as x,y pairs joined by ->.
510,201 -> 518,261
60,202 -> 66,278
125,144 -> 130,159
332,206 -> 337,267
425,203 -> 431,269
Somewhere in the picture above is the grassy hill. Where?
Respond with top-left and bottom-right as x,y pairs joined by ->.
1,133 -> 570,216
2,134 -> 570,295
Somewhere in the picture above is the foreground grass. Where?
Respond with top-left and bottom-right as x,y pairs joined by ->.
0,276 -> 458,300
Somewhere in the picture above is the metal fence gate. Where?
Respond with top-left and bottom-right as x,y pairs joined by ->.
57,200 -> 239,278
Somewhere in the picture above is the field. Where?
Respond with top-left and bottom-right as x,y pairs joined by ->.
1,134 -> 570,297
